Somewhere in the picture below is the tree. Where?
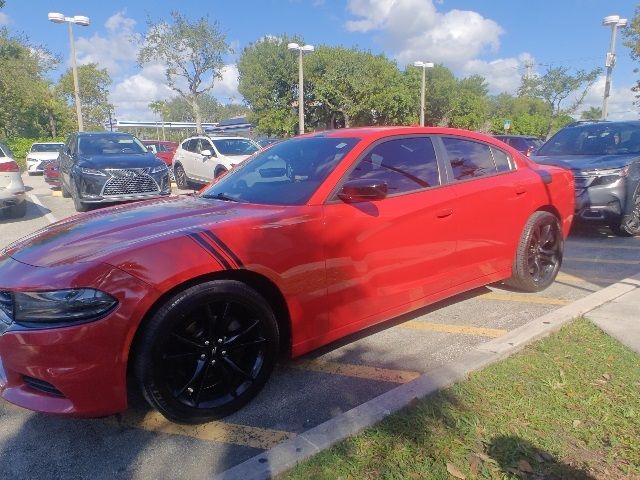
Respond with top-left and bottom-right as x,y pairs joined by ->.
519,66 -> 600,136
57,63 -> 112,131
402,65 -> 458,126
581,106 -> 602,120
150,94 -> 249,124
448,75 -> 489,130
488,94 -> 551,137
138,12 -> 232,134
623,5 -> 640,108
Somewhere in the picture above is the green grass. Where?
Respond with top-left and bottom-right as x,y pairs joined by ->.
282,319 -> 640,479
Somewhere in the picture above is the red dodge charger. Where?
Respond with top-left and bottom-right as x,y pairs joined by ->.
0,127 -> 574,423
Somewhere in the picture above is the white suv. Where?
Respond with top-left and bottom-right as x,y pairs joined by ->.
172,135 -> 260,188
26,142 -> 65,175
0,143 -> 27,219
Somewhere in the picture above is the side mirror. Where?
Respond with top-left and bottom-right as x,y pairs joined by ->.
338,179 -> 388,203
201,149 -> 214,157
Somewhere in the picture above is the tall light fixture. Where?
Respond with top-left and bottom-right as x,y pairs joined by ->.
288,42 -> 314,134
601,15 -> 627,120
413,61 -> 434,127
48,12 -> 90,132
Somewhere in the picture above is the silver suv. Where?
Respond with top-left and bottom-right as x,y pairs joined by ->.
172,135 -> 260,189
0,143 -> 27,219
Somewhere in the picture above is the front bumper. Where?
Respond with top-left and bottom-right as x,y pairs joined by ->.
76,169 -> 171,204
0,256 -> 158,417
574,179 -> 626,222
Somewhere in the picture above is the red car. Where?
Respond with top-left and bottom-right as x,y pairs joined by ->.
142,140 -> 178,167
0,127 -> 574,423
44,160 -> 61,188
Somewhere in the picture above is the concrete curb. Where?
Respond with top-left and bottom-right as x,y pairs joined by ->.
215,273 -> 640,480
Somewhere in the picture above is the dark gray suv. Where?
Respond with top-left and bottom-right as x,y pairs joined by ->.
533,121 -> 640,236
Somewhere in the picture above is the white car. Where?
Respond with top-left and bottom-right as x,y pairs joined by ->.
26,142 -> 65,175
172,135 -> 260,188
0,142 -> 27,219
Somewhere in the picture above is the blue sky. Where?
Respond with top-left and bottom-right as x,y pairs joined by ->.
0,0 -> 637,120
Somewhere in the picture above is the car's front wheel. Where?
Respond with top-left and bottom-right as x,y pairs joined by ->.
214,166 -> 228,179
174,163 -> 190,189
134,280 -> 280,423
506,211 -> 563,292
72,181 -> 90,212
611,189 -> 640,237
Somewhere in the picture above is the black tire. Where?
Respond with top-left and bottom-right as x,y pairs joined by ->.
610,189 -> 640,237
72,182 -> 90,212
8,201 -> 27,218
61,183 -> 71,198
134,280 -> 279,423
505,211 -> 563,292
174,163 -> 190,189
214,166 -> 228,179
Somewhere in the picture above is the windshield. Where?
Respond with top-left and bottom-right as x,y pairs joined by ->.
212,139 -> 260,156
201,137 -> 360,205
78,135 -> 148,155
537,123 -> 640,156
31,143 -> 64,153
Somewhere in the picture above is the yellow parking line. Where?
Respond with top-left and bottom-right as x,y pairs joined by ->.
480,292 -> 570,305
556,272 -> 620,285
107,410 -> 295,450
51,190 -> 62,197
399,320 -> 507,338
564,256 -> 640,265
291,359 -> 421,383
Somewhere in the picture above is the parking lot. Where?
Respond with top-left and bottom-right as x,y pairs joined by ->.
1,173 -> 639,479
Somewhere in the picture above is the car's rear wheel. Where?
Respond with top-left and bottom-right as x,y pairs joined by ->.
506,211 -> 563,292
611,189 -> 640,237
174,163 -> 189,189
134,280 -> 279,423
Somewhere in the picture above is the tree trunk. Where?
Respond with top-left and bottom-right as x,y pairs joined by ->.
192,96 -> 203,134
343,112 -> 351,128
48,109 -> 57,138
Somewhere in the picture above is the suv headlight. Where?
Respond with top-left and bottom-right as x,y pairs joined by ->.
589,166 -> 629,187
11,289 -> 117,327
80,167 -> 106,176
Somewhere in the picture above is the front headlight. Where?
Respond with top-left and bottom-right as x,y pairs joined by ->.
80,167 -> 107,176
13,289 -> 117,327
151,164 -> 168,174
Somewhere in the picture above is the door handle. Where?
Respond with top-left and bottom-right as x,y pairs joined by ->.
436,208 -> 453,218
515,183 -> 527,195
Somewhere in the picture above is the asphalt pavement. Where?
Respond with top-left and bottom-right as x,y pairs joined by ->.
0,173 -> 639,480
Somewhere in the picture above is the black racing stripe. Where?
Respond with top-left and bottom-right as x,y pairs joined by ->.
200,230 -> 244,268
187,233 -> 232,269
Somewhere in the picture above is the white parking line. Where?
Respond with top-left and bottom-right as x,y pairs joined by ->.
28,193 -> 57,224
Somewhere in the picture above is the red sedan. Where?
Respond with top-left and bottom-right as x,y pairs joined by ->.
142,140 -> 178,167
44,160 -> 61,188
0,127 -> 574,423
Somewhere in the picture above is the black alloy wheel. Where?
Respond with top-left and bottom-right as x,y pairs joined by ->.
611,189 -> 640,237
174,163 -> 189,189
506,211 -> 563,292
135,280 -> 279,423
214,166 -> 228,179
72,180 -> 90,212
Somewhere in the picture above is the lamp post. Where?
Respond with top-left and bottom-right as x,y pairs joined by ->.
288,42 -> 314,135
48,12 -> 90,132
601,15 -> 627,120
413,61 -> 434,127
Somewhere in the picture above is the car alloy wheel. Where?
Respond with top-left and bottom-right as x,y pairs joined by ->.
612,190 -> 640,237
174,163 -> 189,189
135,280 -> 279,423
507,211 -> 563,292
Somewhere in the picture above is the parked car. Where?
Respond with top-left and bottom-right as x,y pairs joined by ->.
142,140 -> 178,167
26,142 -> 65,175
0,127 -> 574,423
533,120 -> 640,236
0,142 -> 26,218
172,135 -> 260,188
44,159 -> 61,188
59,132 -> 171,212
257,138 -> 281,149
493,135 -> 544,157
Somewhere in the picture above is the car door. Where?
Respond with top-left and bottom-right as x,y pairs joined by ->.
177,139 -> 199,180
59,135 -> 76,191
194,138 -> 218,181
435,136 -> 535,284
322,135 -> 458,333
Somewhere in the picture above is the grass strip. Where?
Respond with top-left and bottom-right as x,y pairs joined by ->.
281,318 -> 640,479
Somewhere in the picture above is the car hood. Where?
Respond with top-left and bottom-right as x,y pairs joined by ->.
27,152 -> 60,161
78,153 -> 162,170
531,153 -> 638,172
2,195 -> 284,267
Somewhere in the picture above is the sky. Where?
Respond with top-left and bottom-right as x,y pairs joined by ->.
1,0 -> 638,122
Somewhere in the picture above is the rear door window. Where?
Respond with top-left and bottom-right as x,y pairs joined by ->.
491,147 -> 513,172
442,138 -> 497,181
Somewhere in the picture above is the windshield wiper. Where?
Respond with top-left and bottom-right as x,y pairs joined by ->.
201,192 -> 247,203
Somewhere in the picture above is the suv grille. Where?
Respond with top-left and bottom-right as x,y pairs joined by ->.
102,168 -> 159,196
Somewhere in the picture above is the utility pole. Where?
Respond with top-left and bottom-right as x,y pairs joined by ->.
601,15 -> 628,120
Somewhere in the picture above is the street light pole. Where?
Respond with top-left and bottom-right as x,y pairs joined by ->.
288,42 -> 314,135
413,61 -> 434,126
48,12 -> 90,132
601,15 -> 627,120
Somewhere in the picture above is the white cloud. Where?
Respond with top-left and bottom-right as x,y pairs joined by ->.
463,53 -> 535,94
110,64 -> 174,120
0,12 -> 10,26
75,11 -> 140,76
211,65 -> 241,103
578,76 -> 638,121
345,0 -> 503,68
